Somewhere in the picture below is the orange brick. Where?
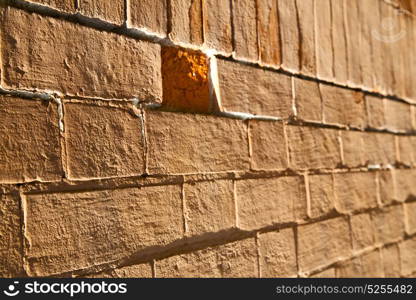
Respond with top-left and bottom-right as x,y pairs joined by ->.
400,237 -> 416,276
155,238 -> 258,277
363,132 -> 396,166
341,131 -> 365,167
0,8 -> 161,100
296,0 -> 316,76
293,78 -> 322,122
130,0 -> 167,35
384,100 -> 412,132
378,170 -> 395,205
237,176 -> 306,231
366,95 -> 385,129
393,169 -> 416,202
258,228 -> 297,277
217,59 -> 292,117
29,0 -> 76,12
371,205 -> 405,244
278,0 -> 300,72
232,0 -> 258,60
146,111 -> 249,174
350,213 -> 376,250
184,180 -> 234,236
404,202 -> 416,235
204,0 -> 233,53
88,263 -> 152,278
64,101 -> 144,179
0,96 -> 62,183
308,174 -> 335,218
169,0 -> 203,44
249,120 -> 288,170
336,250 -> 384,278
382,244 -> 401,277
315,0 -> 333,80
331,0 -> 348,83
24,185 -> 183,276
80,0 -> 124,25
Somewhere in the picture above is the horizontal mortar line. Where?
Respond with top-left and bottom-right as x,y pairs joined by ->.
9,0 -> 416,107
382,0 -> 416,17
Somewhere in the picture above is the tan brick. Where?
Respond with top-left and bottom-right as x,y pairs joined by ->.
184,180 -> 234,236
320,84 -> 366,128
0,96 -> 62,183
64,102 -> 144,179
341,131 -> 365,167
358,0 -> 375,90
258,228 -> 297,277
379,170 -> 395,205
298,217 -> 351,272
237,176 -> 306,231
404,202 -> 416,235
29,0 -> 76,12
399,237 -> 416,276
293,78 -> 322,122
393,169 -> 416,202
336,251 -> 384,278
0,194 -> 23,277
80,0 -> 124,24
382,244 -> 401,277
287,126 -> 341,169
363,132 -> 396,166
204,0 -> 233,53
311,268 -> 336,278
130,0 -> 167,35
146,111 -> 249,174
249,121 -> 288,170
350,213 -> 376,250
315,0 -> 333,80
278,0 -> 299,72
370,0 -> 384,92
217,59 -> 292,117
333,172 -> 378,213
384,100 -> 412,132
24,185 -> 183,276
169,0 -> 203,45
256,0 -> 281,66
345,0 -> 362,87
296,0 -> 316,76
88,263 -> 153,278
366,95 -> 385,129
371,205 -> 405,244
0,8 -> 161,100
155,238 -> 258,277
397,136 -> 413,166
308,174 -> 335,219
232,0 -> 258,60
331,0 -> 348,84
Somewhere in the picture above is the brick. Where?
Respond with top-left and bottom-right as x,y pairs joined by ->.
384,100 -> 412,132
64,102 -> 144,179
0,8 -> 162,100
217,59 -> 292,117
378,170 -> 395,205
350,213 -> 376,250
344,0 -> 362,87
256,0 -> 280,66
308,174 -> 335,219
0,96 -> 62,183
237,176 -> 306,231
371,205 -> 405,244
204,0 -> 233,53
311,268 -> 336,278
146,111 -> 249,174
331,0 -> 348,84
336,251 -> 384,278
287,126 -> 341,169
88,263 -> 153,278
298,217 -> 351,272
24,185 -> 183,276
400,237 -> 416,276
155,238 -> 258,277
0,194 -> 23,277
358,0 -> 375,89
369,0 -> 384,92
249,121 -> 288,170
320,84 -> 366,128
80,0 -> 124,24
363,132 -> 396,166
397,136 -> 414,166
341,131 -> 365,167
404,202 -> 416,235
184,180 -> 235,236
393,169 -> 416,202
315,0 -> 333,80
382,244 -> 401,277
29,0 -> 76,12
333,172 -> 378,213
293,78 -> 322,122
232,0 -> 258,60
258,228 -> 297,277
130,0 -> 167,35
278,0 -> 300,72
169,0 -> 203,44
296,0 -> 315,76
365,95 -> 385,129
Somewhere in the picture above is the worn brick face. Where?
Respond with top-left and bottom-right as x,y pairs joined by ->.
371,205 -> 405,244
393,169 -> 416,202
296,0 -> 315,76
404,202 -> 416,235
350,213 -> 376,250
379,170 -> 395,205
169,0 -> 203,44
331,0 -> 348,84
294,78 -> 322,122
315,0 -> 333,81
88,263 -> 153,278
278,0 -> 300,72
382,244 -> 401,277
308,174 -> 335,219
384,100 -> 412,132
80,0 -> 124,24
400,238 -> 416,276
366,96 -> 385,129
204,0 -> 233,53
341,131 -> 365,167
363,132 -> 396,166
336,251 -> 384,278
130,0 -> 167,35
232,0 -> 258,60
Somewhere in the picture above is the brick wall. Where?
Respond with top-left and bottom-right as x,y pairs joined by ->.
0,0 -> 415,278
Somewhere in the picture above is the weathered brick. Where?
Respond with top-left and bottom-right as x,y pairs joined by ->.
358,0 -> 375,89
0,194 -> 23,277
378,170 -> 395,205
155,238 -> 258,277
29,0 -> 76,12
369,0 -> 385,92
80,0 -> 124,24
399,237 -> 416,276
336,251 -> 384,278
298,217 -> 351,272
0,8 -> 162,100
350,213 -> 376,250
184,180 -> 235,236
204,0 -> 233,53
344,0 -> 362,87
296,0 -> 315,76
333,172 -> 378,213
217,59 -> 292,117
382,244 -> 401,277
384,100 -> 412,132
249,120 -> 288,170
341,131 -> 365,167
311,268 -> 336,278
64,102 -> 144,179
404,202 -> 416,235
24,185 -> 183,276
169,0 -> 203,44
331,0 -> 348,84
0,96 -> 62,183
315,0 -> 333,80
393,169 -> 416,202
371,205 -> 405,244
363,132 -> 396,166
130,0 -> 167,35
232,0 -> 258,60
320,84 -> 366,128
308,174 -> 335,219
146,111 -> 249,174
278,0 -> 300,72
237,176 -> 306,231
287,126 -> 341,169
88,263 -> 153,278
293,78 -> 322,122
256,0 -> 280,66
258,228 -> 297,277
365,95 -> 385,129
397,136 -> 414,166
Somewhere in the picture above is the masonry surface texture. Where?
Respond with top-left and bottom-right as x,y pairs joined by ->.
0,0 -> 415,278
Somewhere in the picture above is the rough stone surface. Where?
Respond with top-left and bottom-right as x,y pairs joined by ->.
393,169 -> 416,202
80,0 -> 124,24
384,100 -> 412,132
296,0 -> 316,76
232,0 -> 258,60
397,136 -> 414,166
382,244 -> 401,277
341,130 -> 365,167
399,237 -> 416,276
294,78 -> 322,122
331,0 -> 348,84
204,0 -> 233,53
308,174 -> 335,218
379,170 -> 395,205
336,251 -> 384,278
278,0 -> 300,72
363,132 -> 396,166
350,213 -> 376,250
371,205 -> 405,244
366,96 -> 385,129
315,0 -> 333,80
88,263 -> 153,278
345,0 -> 362,87
169,0 -> 203,44
404,202 -> 416,235
130,0 -> 167,35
